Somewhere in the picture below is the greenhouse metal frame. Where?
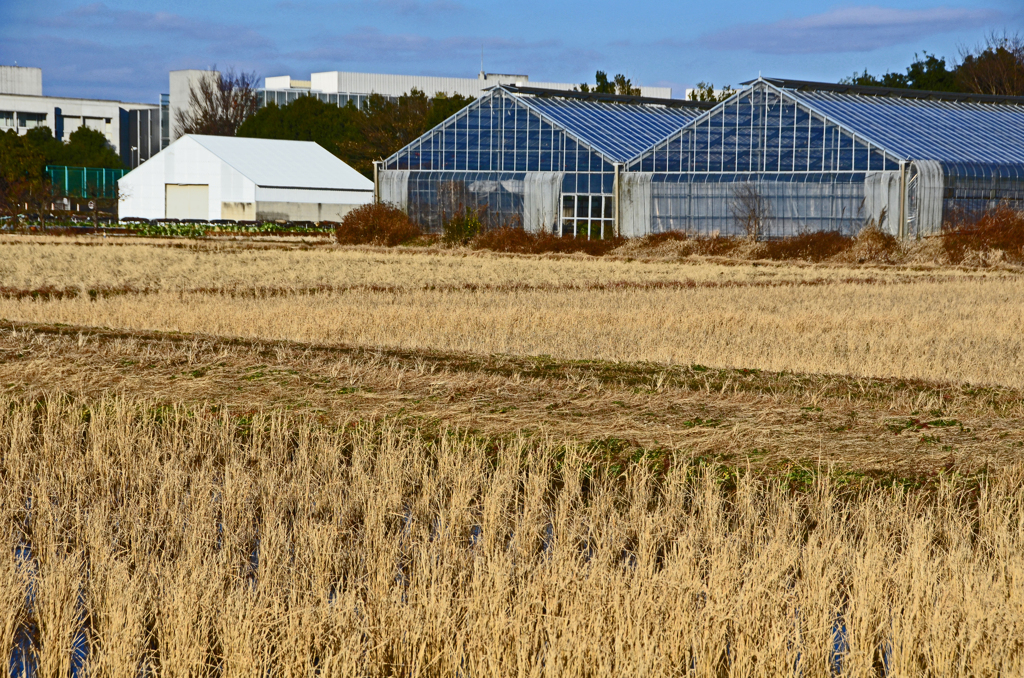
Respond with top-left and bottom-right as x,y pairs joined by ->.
377,79 -> 1024,239
379,87 -> 704,235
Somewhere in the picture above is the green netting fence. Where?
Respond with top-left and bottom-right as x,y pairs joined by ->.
46,166 -> 127,200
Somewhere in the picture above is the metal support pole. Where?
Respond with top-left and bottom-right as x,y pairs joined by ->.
898,161 -> 907,240
613,163 -> 622,238
372,161 -> 381,202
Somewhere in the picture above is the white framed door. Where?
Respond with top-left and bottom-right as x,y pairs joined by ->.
165,184 -> 209,220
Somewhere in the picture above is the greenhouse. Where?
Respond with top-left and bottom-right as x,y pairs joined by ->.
377,86 -> 708,236
377,79 -> 1024,239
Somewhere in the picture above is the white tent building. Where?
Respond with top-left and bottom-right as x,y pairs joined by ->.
118,135 -> 374,222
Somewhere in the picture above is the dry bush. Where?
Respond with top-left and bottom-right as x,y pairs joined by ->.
755,231 -> 854,262
624,232 -> 764,258
470,225 -> 538,253
943,204 -> 1024,265
334,201 -> 421,247
636,230 -> 744,257
834,224 -> 905,264
470,227 -> 625,256
531,232 -> 624,256
0,392 -> 1022,677
644,230 -> 689,247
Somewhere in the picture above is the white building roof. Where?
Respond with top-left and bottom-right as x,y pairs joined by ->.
187,135 -> 372,191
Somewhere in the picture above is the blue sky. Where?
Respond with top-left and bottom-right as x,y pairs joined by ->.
2,0 -> 1021,102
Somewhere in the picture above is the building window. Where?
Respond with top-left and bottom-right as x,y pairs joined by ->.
160,94 -> 170,149
560,193 -> 614,239
17,112 -> 46,129
0,111 -> 13,128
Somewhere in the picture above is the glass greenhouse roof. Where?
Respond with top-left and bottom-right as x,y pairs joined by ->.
783,87 -> 1024,166
512,90 -> 700,163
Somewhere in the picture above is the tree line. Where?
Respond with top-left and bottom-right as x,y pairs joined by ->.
237,89 -> 472,178
843,32 -> 1024,96
183,69 -> 644,179
0,126 -> 125,223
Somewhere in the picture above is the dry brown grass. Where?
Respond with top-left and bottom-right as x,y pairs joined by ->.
4,237 -> 1024,389
0,234 -> 1001,291
4,236 -> 1024,672
5,322 -> 1023,478
3,277 -> 1024,389
1,392 -> 1022,676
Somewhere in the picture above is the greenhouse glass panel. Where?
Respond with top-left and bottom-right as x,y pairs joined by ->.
385,88 -> 661,233
623,81 -> 907,236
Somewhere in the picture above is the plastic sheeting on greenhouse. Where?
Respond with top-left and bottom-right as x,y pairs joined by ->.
379,170 -> 409,210
619,173 -> 652,238
522,172 -> 563,233
863,171 -> 900,234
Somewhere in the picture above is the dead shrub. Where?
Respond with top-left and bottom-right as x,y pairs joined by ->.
470,227 -> 624,256
730,182 -> 772,240
841,224 -> 904,264
645,231 -> 690,247
533,232 -> 624,256
942,204 -> 1024,264
470,226 -> 537,253
335,201 -> 421,247
756,231 -> 854,262
633,231 -> 744,258
686,235 -> 743,257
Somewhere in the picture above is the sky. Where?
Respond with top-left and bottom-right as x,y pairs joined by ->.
1,0 -> 1022,103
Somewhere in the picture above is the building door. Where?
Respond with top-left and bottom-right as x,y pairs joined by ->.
165,184 -> 209,220
560,194 -> 614,239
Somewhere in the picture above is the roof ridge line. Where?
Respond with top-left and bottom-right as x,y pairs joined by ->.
746,77 -> 1024,106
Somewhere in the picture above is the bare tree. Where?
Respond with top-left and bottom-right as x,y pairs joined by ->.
175,68 -> 260,137
957,32 -> 1024,97
730,182 -> 771,240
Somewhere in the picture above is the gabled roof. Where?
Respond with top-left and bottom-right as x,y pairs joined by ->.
187,135 -> 372,190
748,77 -> 1024,106
628,78 -> 1024,171
507,87 -> 701,163
779,87 -> 1024,166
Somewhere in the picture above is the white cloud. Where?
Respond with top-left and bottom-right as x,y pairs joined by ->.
699,5 -> 1002,54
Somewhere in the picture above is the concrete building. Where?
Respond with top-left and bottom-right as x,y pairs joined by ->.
166,70 -> 217,144
0,65 -> 160,168
258,71 -> 672,108
118,134 -> 373,222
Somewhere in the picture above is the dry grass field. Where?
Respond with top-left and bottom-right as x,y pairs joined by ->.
2,236 -> 1024,388
1,394 -> 1022,677
3,233 -> 1024,675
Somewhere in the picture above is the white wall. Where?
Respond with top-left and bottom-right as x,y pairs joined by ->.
169,70 -> 218,142
0,66 -> 42,96
255,186 -> 373,204
265,75 -> 293,90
